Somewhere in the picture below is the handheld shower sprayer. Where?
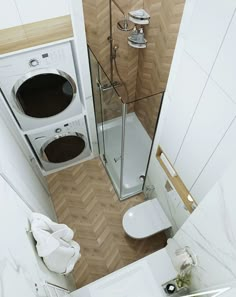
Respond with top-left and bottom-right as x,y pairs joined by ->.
112,44 -> 119,59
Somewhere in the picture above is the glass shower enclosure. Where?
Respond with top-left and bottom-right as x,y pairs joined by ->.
89,48 -> 164,200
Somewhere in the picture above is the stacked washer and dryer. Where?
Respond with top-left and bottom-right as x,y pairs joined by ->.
0,41 -> 91,174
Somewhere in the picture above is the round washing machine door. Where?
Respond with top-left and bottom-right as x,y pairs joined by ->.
12,69 -> 77,118
41,132 -> 86,164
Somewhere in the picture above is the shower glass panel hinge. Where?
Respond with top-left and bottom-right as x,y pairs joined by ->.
96,80 -> 123,92
114,155 -> 121,163
102,154 -> 107,164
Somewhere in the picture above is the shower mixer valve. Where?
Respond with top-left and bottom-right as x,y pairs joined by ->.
97,80 -> 123,92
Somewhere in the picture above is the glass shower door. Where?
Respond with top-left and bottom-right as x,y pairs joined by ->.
88,48 -> 106,162
88,48 -> 123,197
100,75 -> 123,197
121,93 -> 164,200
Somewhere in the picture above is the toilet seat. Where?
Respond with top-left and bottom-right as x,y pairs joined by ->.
122,199 -> 171,239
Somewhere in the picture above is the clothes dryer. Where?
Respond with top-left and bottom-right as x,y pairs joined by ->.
0,41 -> 82,131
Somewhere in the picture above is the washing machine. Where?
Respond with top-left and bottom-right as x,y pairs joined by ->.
27,117 -> 91,173
0,41 -> 82,131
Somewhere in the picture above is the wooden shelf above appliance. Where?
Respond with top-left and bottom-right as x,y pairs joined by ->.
0,15 -> 73,55
156,146 -> 198,213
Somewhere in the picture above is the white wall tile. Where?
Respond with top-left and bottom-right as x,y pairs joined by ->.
0,0 -> 22,29
151,92 -> 172,152
167,156 -> 236,291
0,177 -> 42,297
211,13 -> 236,104
0,93 -> 55,219
0,175 -> 75,293
146,157 -> 190,235
15,0 -> 69,24
178,0 -> 198,39
70,0 -> 98,155
175,78 -> 236,192
191,116 -> 236,201
184,0 -> 236,73
151,1 -> 236,290
165,36 -> 185,99
160,52 -> 208,164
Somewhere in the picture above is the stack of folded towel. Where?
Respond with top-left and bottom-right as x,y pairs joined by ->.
30,213 -> 81,275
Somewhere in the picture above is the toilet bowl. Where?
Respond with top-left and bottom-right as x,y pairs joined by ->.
122,199 -> 172,239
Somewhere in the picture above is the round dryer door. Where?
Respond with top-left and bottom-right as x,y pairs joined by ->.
13,69 -> 76,118
41,133 -> 86,163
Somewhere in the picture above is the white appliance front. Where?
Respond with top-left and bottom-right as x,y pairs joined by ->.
28,117 -> 91,173
0,41 -> 83,131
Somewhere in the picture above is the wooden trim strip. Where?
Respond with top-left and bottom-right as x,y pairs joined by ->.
156,146 -> 198,213
0,15 -> 73,55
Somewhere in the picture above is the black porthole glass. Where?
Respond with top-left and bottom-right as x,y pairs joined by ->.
16,73 -> 74,118
44,135 -> 85,163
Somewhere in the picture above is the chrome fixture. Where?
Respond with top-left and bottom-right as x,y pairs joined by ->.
117,18 -> 134,32
114,155 -> 122,163
108,0 -> 133,85
112,0 -> 134,32
112,44 -> 119,59
96,79 -> 122,92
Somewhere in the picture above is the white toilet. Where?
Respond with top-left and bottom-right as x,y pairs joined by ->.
122,199 -> 172,239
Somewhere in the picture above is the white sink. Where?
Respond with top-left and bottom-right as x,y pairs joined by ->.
88,261 -> 164,297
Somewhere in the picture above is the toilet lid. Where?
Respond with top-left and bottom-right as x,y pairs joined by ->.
122,200 -> 171,239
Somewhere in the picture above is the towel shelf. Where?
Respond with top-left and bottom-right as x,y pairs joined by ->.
156,146 -> 198,213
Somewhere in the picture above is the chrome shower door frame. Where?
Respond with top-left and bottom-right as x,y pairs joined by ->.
119,103 -> 126,198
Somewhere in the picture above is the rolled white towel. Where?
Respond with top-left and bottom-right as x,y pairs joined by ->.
30,213 -> 81,275
43,240 -> 81,275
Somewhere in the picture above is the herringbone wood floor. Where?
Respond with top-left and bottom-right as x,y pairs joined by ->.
47,158 -> 167,288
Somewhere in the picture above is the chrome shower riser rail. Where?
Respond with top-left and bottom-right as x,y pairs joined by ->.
109,0 -> 113,83
119,103 -> 127,199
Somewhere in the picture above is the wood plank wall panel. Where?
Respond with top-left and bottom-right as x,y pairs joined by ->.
84,0 -> 139,120
83,0 -> 142,102
111,0 -> 143,102
82,0 -> 185,133
82,0 -> 99,58
97,0 -> 111,76
136,0 -> 185,97
83,0 -> 110,76
0,15 -> 73,55
134,93 -> 162,139
135,0 -> 185,137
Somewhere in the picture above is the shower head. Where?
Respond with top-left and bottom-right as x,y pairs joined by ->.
117,18 -> 134,31
111,0 -> 134,31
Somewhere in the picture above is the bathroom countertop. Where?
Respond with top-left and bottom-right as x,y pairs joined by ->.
70,248 -> 177,297
0,15 -> 73,55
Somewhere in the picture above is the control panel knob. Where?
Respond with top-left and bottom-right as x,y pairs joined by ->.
55,128 -> 62,133
29,59 -> 39,67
